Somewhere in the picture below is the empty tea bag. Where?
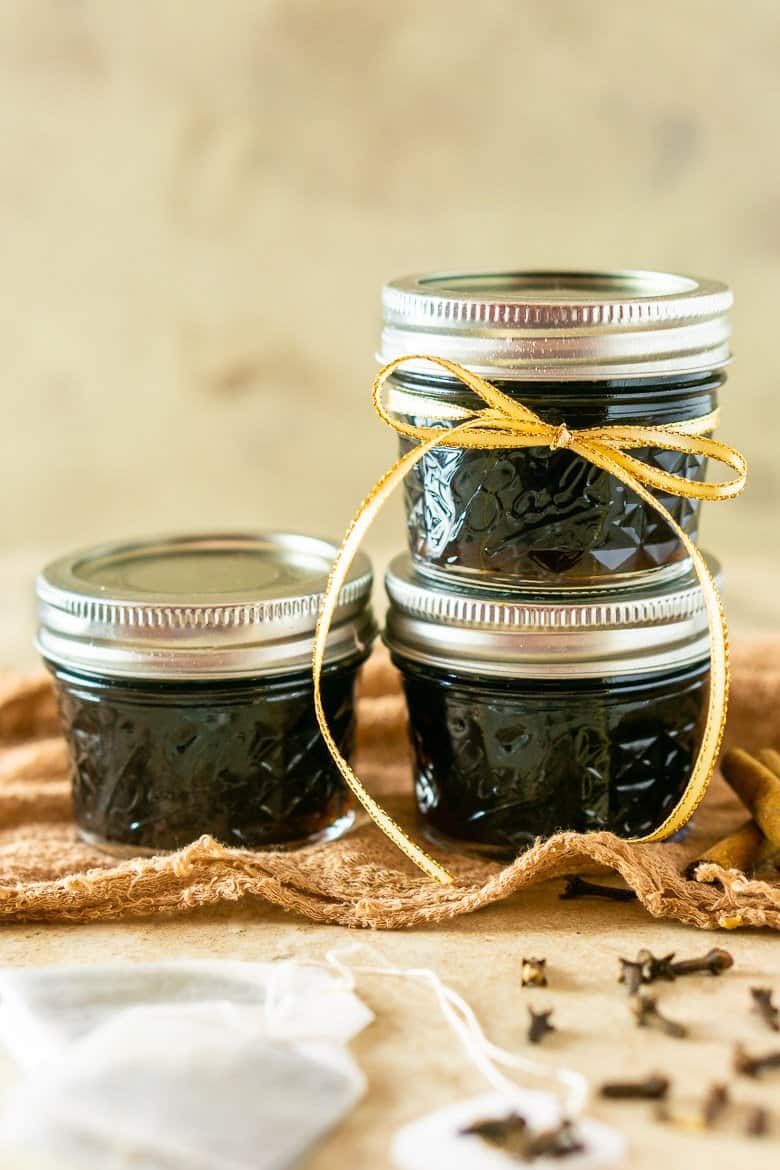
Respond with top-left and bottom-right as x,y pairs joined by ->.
0,960 -> 372,1170
0,959 -> 372,1072
2,1000 -> 365,1170
263,958 -> 373,1043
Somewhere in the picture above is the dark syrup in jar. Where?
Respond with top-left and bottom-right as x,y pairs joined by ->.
393,656 -> 709,857
394,371 -> 719,585
51,658 -> 364,852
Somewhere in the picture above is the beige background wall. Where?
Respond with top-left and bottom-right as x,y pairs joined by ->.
1,0 -> 778,662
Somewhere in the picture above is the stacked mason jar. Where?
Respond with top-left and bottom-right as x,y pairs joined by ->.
380,271 -> 732,857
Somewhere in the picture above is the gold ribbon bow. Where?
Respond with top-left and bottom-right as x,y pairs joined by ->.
313,354 -> 748,885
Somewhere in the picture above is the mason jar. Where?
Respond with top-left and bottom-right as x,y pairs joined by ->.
384,553 -> 715,857
379,270 -> 731,590
36,533 -> 375,855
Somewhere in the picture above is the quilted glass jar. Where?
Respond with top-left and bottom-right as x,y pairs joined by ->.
36,533 -> 375,855
384,554 -> 715,857
379,270 -> 732,590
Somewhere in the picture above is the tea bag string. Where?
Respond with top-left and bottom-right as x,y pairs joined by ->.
312,354 -> 748,884
291,943 -> 587,1118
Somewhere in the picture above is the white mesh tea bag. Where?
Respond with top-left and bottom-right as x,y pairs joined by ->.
3,1001 -> 365,1170
0,961 -> 372,1170
0,959 -> 372,1072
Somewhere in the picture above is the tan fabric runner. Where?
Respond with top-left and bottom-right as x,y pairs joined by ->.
0,642 -> 779,929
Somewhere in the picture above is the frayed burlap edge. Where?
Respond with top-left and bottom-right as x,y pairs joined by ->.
1,642 -> 779,929
2,831 -> 777,930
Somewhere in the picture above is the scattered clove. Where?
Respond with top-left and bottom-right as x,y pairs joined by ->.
750,986 -> 779,1032
599,1073 -> 670,1101
523,1120 -> 585,1160
701,1083 -> 730,1127
461,1113 -> 585,1161
520,957 -> 548,988
631,991 -> 688,1038
461,1112 -> 529,1159
560,875 -> 636,902
527,1006 -> 555,1045
617,957 -> 644,996
734,1043 -> 780,1078
637,948 -> 676,983
669,947 -> 734,978
745,1105 -> 771,1137
618,946 -> 730,993
656,1084 -> 730,1132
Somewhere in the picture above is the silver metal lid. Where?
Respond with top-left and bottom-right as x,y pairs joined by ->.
384,553 -> 717,679
379,270 -> 732,381
37,532 -> 375,680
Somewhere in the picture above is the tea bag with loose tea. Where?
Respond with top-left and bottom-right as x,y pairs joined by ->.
0,962 -> 371,1170
393,1093 -> 626,1170
318,945 -> 625,1170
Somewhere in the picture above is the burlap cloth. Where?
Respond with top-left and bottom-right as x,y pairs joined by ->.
1,642 -> 779,929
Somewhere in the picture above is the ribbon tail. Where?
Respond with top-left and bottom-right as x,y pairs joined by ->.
313,436 -> 461,885
575,441 -> 728,844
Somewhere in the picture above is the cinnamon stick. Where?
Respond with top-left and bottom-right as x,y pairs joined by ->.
721,749 -> 780,849
685,818 -> 765,881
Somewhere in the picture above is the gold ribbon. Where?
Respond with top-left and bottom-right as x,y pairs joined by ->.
313,354 -> 748,886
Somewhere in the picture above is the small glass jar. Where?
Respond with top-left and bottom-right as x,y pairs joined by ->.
36,533 -> 375,855
379,270 -> 732,590
384,554 -> 715,857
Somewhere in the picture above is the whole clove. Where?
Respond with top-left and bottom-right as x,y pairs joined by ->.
461,1112 -> 528,1159
521,957 -> 548,988
669,947 -> 734,978
734,1043 -> 780,1078
637,948 -> 676,982
618,957 -> 644,996
656,1084 -> 729,1132
721,749 -> 780,850
599,1073 -> 670,1101
631,991 -> 688,1038
684,818 -> 765,881
618,946 -> 731,994
750,986 -> 779,1032
701,1083 -> 730,1127
523,1120 -> 585,1160
745,1106 -> 771,1137
560,875 -> 636,902
461,1113 -> 585,1161
527,1006 -> 555,1045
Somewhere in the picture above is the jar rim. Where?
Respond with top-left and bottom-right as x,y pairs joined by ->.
36,531 -> 375,680
379,268 -> 732,382
384,552 -> 718,680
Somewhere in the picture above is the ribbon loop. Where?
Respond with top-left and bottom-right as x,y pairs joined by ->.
313,355 -> 747,885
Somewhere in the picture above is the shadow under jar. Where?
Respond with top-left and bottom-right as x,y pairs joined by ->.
384,554 -> 716,858
36,533 -> 376,856
379,270 -> 733,590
